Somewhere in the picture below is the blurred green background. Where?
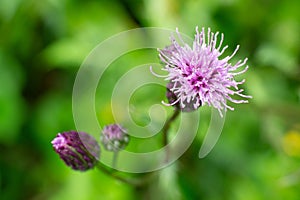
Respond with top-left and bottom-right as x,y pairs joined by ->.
1,0 -> 300,199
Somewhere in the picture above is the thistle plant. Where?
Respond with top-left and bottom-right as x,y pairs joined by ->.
51,26 -> 251,187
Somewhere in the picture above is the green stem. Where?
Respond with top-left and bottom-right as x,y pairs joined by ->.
112,151 -> 118,168
96,162 -> 140,186
96,162 -> 157,189
161,109 -> 180,162
162,109 -> 180,147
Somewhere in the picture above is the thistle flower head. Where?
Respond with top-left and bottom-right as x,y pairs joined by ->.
100,124 -> 129,152
51,131 -> 100,171
153,27 -> 252,116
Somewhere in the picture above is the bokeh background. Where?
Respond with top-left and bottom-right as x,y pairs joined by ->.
1,0 -> 300,199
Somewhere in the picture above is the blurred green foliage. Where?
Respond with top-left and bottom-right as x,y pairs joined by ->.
1,0 -> 300,199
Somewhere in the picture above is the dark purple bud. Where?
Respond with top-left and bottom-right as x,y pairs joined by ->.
100,124 -> 129,152
51,131 -> 100,171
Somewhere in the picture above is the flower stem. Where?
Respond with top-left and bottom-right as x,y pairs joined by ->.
112,151 -> 118,168
161,109 -> 180,161
162,109 -> 180,146
96,162 -> 139,186
96,162 -> 156,188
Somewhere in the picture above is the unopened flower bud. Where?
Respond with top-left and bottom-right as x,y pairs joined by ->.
100,124 -> 129,152
51,131 -> 100,171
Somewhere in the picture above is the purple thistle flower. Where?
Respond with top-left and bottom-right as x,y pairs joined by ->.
152,27 -> 252,116
51,131 -> 100,171
100,124 -> 129,152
